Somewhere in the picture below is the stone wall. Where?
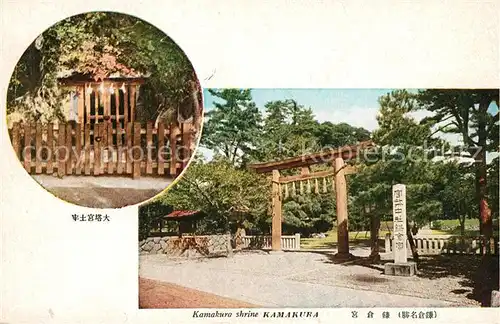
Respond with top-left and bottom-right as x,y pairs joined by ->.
139,234 -> 231,258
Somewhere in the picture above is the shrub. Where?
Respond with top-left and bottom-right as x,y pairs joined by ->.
431,220 -> 443,230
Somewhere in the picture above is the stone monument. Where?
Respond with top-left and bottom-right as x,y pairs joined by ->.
384,184 -> 417,276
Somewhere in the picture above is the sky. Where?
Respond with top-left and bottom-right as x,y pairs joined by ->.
203,88 -> 395,132
200,88 -> 499,162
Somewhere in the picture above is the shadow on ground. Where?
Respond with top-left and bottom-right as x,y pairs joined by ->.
301,238 -> 385,250
309,249 -> 499,307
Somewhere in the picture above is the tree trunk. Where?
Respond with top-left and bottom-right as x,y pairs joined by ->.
406,220 -> 419,263
476,148 -> 493,243
369,213 -> 381,262
460,217 -> 466,236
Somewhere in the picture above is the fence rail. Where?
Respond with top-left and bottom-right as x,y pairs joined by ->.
385,233 -> 499,256
241,234 -> 301,251
9,121 -> 193,178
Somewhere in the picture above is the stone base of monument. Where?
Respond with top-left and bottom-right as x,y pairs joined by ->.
491,290 -> 500,307
384,261 -> 417,277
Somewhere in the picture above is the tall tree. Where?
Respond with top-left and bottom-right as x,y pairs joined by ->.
351,90 -> 445,261
314,122 -> 371,148
417,90 -> 499,239
201,89 -> 262,166
158,160 -> 270,234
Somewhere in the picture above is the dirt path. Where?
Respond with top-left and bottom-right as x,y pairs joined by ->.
139,278 -> 258,308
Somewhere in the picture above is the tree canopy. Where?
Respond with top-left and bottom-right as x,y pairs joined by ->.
139,88 -> 499,242
7,11 -> 199,124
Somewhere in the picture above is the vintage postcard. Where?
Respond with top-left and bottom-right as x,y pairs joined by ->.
0,1 -> 498,324
139,88 -> 499,313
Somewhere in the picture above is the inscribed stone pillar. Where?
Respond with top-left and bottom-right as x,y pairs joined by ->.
334,157 -> 349,256
384,183 -> 416,276
271,169 -> 282,251
392,184 -> 407,263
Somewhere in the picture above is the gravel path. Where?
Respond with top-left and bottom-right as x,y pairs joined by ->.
139,249 -> 468,308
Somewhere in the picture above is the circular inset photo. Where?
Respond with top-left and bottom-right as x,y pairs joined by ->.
6,11 -> 203,208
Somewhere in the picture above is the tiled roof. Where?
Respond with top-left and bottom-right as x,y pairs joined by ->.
166,210 -> 201,218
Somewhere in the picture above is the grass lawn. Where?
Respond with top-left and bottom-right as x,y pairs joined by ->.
301,230 -> 390,249
301,218 -> 498,249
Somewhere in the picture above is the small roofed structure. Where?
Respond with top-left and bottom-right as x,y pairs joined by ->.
57,70 -> 148,127
165,210 -> 204,237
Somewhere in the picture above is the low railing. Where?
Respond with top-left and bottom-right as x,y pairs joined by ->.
241,234 -> 301,251
385,233 -> 499,255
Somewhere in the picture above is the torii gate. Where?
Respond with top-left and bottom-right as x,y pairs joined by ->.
248,141 -> 374,259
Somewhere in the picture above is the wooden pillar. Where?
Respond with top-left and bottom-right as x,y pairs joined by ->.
85,85 -> 91,124
77,86 -> 84,124
334,157 -> 350,258
130,85 -> 136,123
271,169 -> 282,251
104,81 -> 111,121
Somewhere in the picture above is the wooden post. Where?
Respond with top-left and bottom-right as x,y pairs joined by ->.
85,85 -> 91,124
35,122 -> 42,174
123,86 -> 129,124
46,123 -> 54,174
107,121 -> 114,174
334,157 -> 350,258
114,87 -> 120,127
84,123 -> 91,175
116,122 -> 123,174
75,123 -> 82,175
169,124 -> 178,176
95,89 -> 100,124
66,123 -> 72,174
126,122 -> 133,174
157,122 -> 165,175
57,124 -> 65,177
146,121 -> 153,174
130,85 -> 136,123
94,123 -> 101,176
301,167 -> 311,193
23,123 -> 32,173
271,169 -> 282,252
132,122 -> 141,179
104,82 -> 110,119
77,86 -> 84,124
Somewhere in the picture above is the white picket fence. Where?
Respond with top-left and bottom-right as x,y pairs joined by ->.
385,233 -> 499,255
241,234 -> 301,251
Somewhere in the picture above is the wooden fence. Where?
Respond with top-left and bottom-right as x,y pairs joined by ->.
241,234 -> 301,251
385,234 -> 499,256
9,121 -> 193,179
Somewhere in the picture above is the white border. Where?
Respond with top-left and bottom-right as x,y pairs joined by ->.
1,1 -> 499,323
